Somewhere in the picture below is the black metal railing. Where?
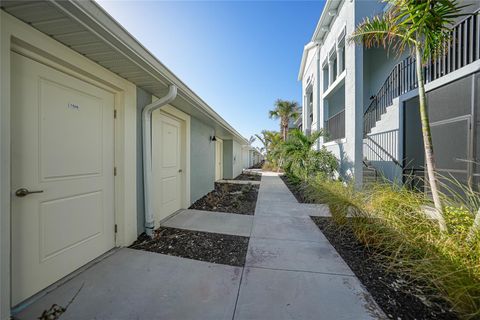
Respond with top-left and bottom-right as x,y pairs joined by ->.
325,109 -> 345,142
364,10 -> 480,136
363,131 -> 403,168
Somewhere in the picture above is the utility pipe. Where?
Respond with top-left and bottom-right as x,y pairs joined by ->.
315,41 -> 321,149
143,85 -> 178,237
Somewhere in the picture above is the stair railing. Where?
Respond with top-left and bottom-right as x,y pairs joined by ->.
363,10 -> 480,136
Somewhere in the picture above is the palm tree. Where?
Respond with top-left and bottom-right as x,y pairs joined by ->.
350,0 -> 466,231
255,130 -> 283,168
248,135 -> 256,145
255,130 -> 271,152
282,129 -> 337,180
268,99 -> 300,141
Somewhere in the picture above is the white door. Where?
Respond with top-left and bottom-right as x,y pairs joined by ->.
11,53 -> 115,305
152,111 -> 184,223
215,139 -> 224,181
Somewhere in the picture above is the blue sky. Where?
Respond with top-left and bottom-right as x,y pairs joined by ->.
97,0 -> 324,148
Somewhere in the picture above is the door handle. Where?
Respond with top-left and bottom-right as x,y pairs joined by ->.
15,188 -> 44,197
178,169 -> 183,173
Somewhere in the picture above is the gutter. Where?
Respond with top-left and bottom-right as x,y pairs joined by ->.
311,0 -> 336,41
143,85 -> 178,237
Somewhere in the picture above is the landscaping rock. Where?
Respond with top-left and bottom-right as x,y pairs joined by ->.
130,227 -> 249,267
234,173 -> 261,181
189,182 -> 259,215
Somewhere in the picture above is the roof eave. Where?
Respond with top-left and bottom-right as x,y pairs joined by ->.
51,0 -> 248,144
311,0 -> 343,42
297,41 -> 317,81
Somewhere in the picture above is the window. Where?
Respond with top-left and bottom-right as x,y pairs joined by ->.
332,56 -> 338,81
329,47 -> 337,84
328,46 -> 337,85
307,91 -> 313,127
322,61 -> 329,92
338,35 -> 345,73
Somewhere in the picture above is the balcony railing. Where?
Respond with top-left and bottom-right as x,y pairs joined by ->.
364,10 -> 480,136
325,109 -> 345,142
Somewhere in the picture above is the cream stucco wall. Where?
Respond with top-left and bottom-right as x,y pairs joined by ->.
0,12 -> 138,318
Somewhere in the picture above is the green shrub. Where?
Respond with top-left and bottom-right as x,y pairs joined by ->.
261,161 -> 281,172
444,205 -> 475,235
282,130 -> 338,181
299,176 -> 480,319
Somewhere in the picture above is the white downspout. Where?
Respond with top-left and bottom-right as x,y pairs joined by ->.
316,41 -> 321,150
143,85 -> 178,237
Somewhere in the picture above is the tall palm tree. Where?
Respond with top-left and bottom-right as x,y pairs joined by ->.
268,99 -> 300,141
350,0 -> 466,231
248,135 -> 256,145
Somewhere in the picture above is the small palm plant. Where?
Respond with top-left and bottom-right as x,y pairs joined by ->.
282,129 -> 338,181
350,0 -> 467,231
268,99 -> 300,141
255,130 -> 283,168
254,130 -> 274,154
266,131 -> 285,170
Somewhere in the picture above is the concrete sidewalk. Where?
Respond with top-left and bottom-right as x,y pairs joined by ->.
162,209 -> 253,237
232,172 -> 385,320
15,172 -> 384,320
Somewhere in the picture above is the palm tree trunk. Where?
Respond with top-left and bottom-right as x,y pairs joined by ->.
467,207 -> 480,242
282,119 -> 288,140
414,46 -> 447,232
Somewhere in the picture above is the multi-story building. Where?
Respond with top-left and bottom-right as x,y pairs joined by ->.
299,0 -> 480,188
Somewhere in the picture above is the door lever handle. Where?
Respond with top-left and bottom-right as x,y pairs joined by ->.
178,169 -> 183,173
15,188 -> 44,197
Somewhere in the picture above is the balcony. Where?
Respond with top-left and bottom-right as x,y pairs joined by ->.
325,109 -> 345,142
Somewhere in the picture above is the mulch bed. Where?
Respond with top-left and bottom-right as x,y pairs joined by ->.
248,161 -> 264,169
130,227 -> 249,267
280,175 -> 313,203
234,173 -> 261,181
189,182 -> 259,215
311,217 -> 459,320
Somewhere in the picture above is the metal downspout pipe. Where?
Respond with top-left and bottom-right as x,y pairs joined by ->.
142,85 -> 178,237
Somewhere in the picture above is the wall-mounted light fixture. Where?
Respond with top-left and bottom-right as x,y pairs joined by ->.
328,10 -> 337,17
210,136 -> 217,142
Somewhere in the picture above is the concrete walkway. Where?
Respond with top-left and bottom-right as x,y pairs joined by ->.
15,249 -> 243,320
162,209 -> 253,237
233,172 -> 384,319
15,172 -> 384,320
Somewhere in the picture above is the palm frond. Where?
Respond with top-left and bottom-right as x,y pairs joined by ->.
350,13 -> 414,54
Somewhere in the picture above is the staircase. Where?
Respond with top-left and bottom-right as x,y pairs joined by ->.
363,10 -> 480,136
363,160 -> 378,184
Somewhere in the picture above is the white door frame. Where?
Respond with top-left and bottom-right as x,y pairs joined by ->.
0,13 -> 137,317
154,104 -> 191,218
215,138 -> 224,181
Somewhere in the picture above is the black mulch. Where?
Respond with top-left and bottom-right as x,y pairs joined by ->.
234,173 -> 261,181
248,160 -> 264,169
280,174 -> 313,203
311,217 -> 459,320
129,227 -> 249,267
189,182 -> 259,215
